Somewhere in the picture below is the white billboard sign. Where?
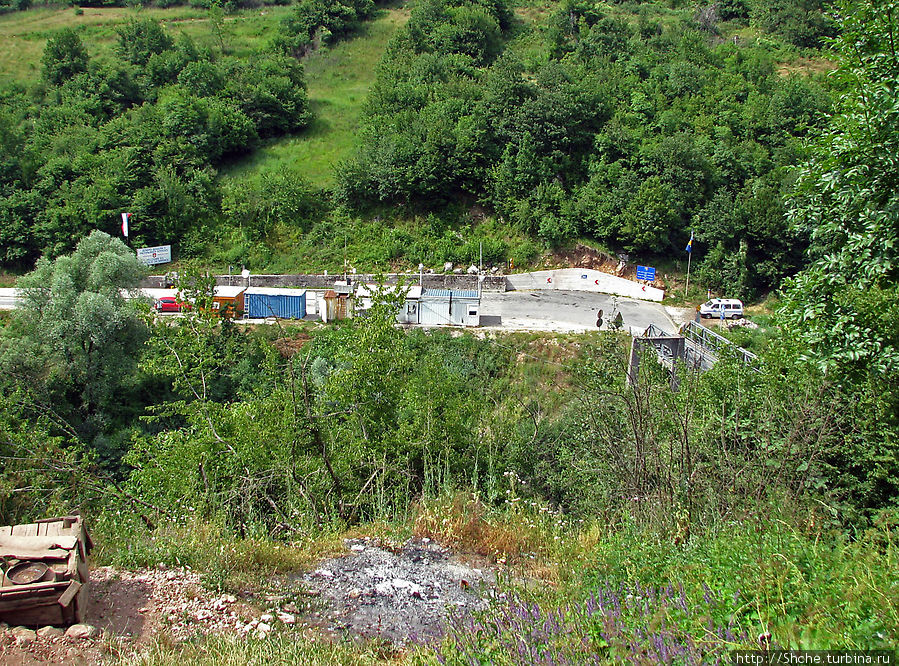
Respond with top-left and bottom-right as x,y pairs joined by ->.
136,245 -> 172,266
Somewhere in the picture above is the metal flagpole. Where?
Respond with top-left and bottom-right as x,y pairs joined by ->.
684,250 -> 691,300
684,231 -> 694,300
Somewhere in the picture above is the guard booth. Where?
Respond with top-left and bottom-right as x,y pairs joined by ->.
356,284 -> 423,324
0,515 -> 93,626
419,289 -> 480,327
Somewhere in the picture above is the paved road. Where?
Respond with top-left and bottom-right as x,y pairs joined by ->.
0,286 -> 678,334
480,290 -> 674,334
0,288 -> 17,310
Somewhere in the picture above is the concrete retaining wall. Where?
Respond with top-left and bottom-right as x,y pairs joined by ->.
144,273 -> 507,292
143,269 -> 662,301
505,268 -> 664,302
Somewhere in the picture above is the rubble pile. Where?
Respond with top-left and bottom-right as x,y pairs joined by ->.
726,318 -> 760,330
301,537 -> 495,644
0,537 -> 499,662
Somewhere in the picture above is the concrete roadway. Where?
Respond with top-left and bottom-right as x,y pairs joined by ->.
0,286 -> 680,335
479,290 -> 675,335
0,288 -> 17,310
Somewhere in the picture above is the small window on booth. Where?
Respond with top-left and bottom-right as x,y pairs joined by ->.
212,302 -> 221,310
468,307 -> 478,316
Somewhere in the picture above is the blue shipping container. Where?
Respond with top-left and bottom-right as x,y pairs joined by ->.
245,290 -> 307,319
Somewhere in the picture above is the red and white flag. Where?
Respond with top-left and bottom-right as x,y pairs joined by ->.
121,212 -> 131,238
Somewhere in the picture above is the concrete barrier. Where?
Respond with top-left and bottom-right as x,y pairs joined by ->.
505,268 -> 664,302
144,273 -> 507,292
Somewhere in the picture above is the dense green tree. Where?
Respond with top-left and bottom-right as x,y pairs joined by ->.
116,19 -> 175,67
41,29 -> 89,86
0,232 -> 149,441
275,0 -> 376,57
222,169 -> 322,241
750,0 -> 836,47
781,0 -> 899,517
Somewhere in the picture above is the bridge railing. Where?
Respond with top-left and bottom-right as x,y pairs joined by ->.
643,323 -> 673,339
679,320 -> 759,368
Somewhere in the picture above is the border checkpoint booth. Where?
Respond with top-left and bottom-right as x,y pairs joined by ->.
419,289 -> 480,327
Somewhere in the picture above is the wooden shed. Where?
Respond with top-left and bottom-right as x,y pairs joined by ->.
321,284 -> 355,323
0,516 -> 93,626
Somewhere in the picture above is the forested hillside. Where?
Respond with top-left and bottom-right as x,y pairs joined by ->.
339,0 -> 833,296
1,0 -> 837,297
1,0 -> 899,662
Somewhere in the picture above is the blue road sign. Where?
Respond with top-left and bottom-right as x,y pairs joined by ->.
636,265 -> 656,281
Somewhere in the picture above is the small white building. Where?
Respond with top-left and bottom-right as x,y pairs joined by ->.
356,284 -> 423,324
419,289 -> 480,327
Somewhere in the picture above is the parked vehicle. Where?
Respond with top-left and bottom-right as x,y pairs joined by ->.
154,296 -> 185,313
699,298 -> 744,319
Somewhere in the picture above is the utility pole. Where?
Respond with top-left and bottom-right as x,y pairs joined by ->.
478,241 -> 483,297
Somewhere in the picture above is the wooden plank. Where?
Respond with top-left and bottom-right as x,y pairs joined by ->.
0,604 -> 65,625
66,550 -> 78,578
0,580 -> 69,597
0,592 -> 61,611
0,535 -> 79,559
17,523 -> 39,537
57,580 -> 81,608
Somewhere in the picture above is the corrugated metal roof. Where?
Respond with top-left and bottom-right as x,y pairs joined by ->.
245,287 -> 307,296
422,289 -> 479,299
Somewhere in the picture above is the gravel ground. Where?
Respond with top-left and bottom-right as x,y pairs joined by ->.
0,537 -> 496,663
301,537 -> 496,644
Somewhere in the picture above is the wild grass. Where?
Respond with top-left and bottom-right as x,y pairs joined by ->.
91,488 -> 899,660
91,512 -> 346,593
113,633 -> 406,666
220,5 -> 411,189
412,487 -> 574,579
0,5 -> 294,86
583,514 -> 899,650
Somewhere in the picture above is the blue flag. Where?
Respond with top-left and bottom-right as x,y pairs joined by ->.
685,231 -> 694,253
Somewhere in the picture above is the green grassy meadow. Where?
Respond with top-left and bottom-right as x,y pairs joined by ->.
0,5 -> 299,86
221,4 -> 411,189
0,1 -> 409,196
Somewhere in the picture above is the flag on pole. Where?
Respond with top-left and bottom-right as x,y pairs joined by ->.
121,212 -> 131,238
685,231 -> 694,253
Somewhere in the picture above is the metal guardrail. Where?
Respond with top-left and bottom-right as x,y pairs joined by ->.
679,320 -> 758,367
638,321 -> 759,372
643,323 -> 673,339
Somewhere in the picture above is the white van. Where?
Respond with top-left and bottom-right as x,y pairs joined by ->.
699,298 -> 744,319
